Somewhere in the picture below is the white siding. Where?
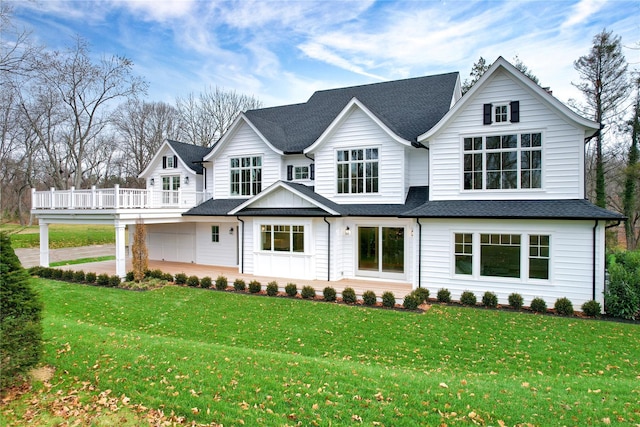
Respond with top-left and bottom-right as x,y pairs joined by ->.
195,222 -> 238,267
282,154 -> 315,185
251,187 -> 317,208
147,223 -> 195,263
429,70 -> 585,201
419,218 -> 601,308
212,122 -> 282,200
406,146 -> 429,191
313,107 -> 406,204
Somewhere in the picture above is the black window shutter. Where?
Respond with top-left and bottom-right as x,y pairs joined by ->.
310,164 -> 315,180
287,165 -> 293,181
483,103 -> 492,125
162,156 -> 166,169
173,155 -> 178,168
510,101 -> 520,123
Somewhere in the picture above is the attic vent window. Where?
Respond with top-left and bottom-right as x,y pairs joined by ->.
483,101 -> 520,125
163,155 -> 178,169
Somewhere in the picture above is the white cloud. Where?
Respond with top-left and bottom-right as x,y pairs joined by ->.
561,0 -> 607,29
112,0 -> 195,22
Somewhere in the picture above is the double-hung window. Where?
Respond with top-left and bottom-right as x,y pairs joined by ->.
230,156 -> 262,196
211,225 -> 219,243
463,133 -> 542,190
295,166 -> 309,180
337,148 -> 378,194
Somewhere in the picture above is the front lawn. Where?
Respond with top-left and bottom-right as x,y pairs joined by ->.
2,280 -> 638,426
0,224 -> 116,248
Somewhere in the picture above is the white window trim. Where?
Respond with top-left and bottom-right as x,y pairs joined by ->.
257,220 -> 309,255
229,155 -> 262,197
211,224 -> 220,243
294,165 -> 309,181
493,103 -> 510,124
335,146 -> 380,195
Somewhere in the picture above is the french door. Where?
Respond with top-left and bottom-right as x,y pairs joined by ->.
358,226 -> 405,278
162,176 -> 180,205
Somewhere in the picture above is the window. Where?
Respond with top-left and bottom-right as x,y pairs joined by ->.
484,101 -> 519,124
529,235 -> 549,279
480,234 -> 521,278
454,233 -> 473,275
230,156 -> 262,196
211,225 -> 219,243
463,133 -> 542,190
337,148 -> 378,194
494,104 -> 508,123
163,155 -> 177,169
162,175 -> 180,205
294,166 -> 309,180
261,225 -> 304,253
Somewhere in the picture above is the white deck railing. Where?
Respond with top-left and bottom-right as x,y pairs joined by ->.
31,185 -> 212,210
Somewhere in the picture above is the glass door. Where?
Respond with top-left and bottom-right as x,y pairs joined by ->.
358,226 -> 405,277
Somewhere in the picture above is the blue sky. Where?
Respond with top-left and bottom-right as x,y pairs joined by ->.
10,0 -> 640,108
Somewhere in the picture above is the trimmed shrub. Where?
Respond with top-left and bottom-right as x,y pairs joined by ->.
52,268 -> 63,279
215,276 -> 228,290
581,300 -> 602,317
266,281 -> 279,296
107,275 -> 121,287
148,269 -> 164,279
249,280 -> 261,294
382,291 -> 396,308
362,290 -> 377,306
403,293 -> 420,310
39,267 -> 53,279
85,272 -> 96,284
323,287 -> 337,302
62,269 -> 75,282
554,297 -> 574,316
162,273 -> 174,282
187,275 -> 200,288
233,279 -> 246,291
0,232 -> 43,389
285,283 -> 297,297
605,257 -> 640,320
482,291 -> 498,308
301,285 -> 316,299
200,276 -> 212,289
530,297 -> 547,313
437,288 -> 451,303
341,287 -> 357,304
97,273 -> 110,287
174,273 -> 187,285
73,270 -> 86,283
460,291 -> 477,306
412,288 -> 430,304
125,271 -> 135,282
508,293 -> 524,310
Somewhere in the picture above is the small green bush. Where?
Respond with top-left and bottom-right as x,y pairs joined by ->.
249,280 -> 261,293
126,271 -> 135,281
285,283 -> 297,297
382,291 -> 395,308
62,269 -> 74,282
301,285 -> 316,299
52,268 -> 63,279
96,273 -> 110,287
73,270 -> 86,283
341,287 -> 356,304
437,288 -> 451,303
148,269 -> 164,279
187,275 -> 200,288
266,281 -> 279,296
482,291 -> 498,308
554,297 -> 574,316
174,273 -> 187,285
530,297 -> 547,313
508,293 -> 524,309
215,276 -> 228,290
162,273 -> 174,282
605,256 -> 640,320
362,290 -> 377,306
108,275 -> 122,288
39,267 -> 53,278
200,276 -> 212,289
323,287 -> 337,302
403,293 -> 420,310
460,291 -> 477,306
85,272 -> 96,284
233,279 -> 246,291
581,300 -> 602,317
412,288 -> 430,304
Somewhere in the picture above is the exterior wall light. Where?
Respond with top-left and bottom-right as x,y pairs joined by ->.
150,178 -> 154,186
229,227 -> 234,235
345,226 -> 351,235
184,176 -> 189,184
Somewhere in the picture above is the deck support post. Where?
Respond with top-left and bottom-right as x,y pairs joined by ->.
115,222 -> 126,279
39,222 -> 50,267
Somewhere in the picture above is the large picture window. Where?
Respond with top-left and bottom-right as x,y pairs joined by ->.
231,156 -> 262,196
261,225 -> 304,253
480,234 -> 521,278
337,148 -> 378,194
463,133 -> 541,190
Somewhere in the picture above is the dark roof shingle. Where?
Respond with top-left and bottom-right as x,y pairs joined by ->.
168,140 -> 213,174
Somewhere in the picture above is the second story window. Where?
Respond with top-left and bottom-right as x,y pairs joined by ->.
494,104 -> 508,123
295,166 -> 309,180
230,156 -> 262,196
337,148 -> 378,194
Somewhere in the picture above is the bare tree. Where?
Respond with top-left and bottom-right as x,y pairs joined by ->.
462,56 -> 540,94
176,86 -> 262,147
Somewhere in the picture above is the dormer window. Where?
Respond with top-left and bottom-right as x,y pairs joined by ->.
483,101 -> 520,125
163,155 -> 178,169
494,104 -> 508,123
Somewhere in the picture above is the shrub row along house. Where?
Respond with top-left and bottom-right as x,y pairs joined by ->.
31,57 -> 623,309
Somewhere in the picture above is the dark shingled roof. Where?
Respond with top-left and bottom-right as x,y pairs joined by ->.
183,198 -> 245,216
168,140 -> 212,174
244,73 -> 459,153
402,199 -> 625,220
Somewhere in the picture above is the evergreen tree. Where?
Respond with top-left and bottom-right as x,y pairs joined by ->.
573,29 -> 629,208
0,232 -> 43,389
623,75 -> 640,249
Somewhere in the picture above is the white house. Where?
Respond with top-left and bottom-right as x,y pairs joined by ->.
31,57 -> 623,308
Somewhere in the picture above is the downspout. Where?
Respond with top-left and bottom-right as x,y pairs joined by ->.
416,218 -> 422,288
237,216 -> 245,274
323,217 -> 331,281
592,220 -> 598,301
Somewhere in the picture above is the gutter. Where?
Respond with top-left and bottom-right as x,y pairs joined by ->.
592,220 -> 598,301
237,216 -> 245,274
416,218 -> 422,288
411,141 -> 429,150
323,217 -> 331,281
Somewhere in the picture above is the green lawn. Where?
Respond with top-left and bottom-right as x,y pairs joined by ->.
0,224 -> 116,248
4,280 -> 639,426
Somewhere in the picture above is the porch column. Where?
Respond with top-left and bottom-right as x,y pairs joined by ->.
39,222 -> 49,267
115,222 -> 126,279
